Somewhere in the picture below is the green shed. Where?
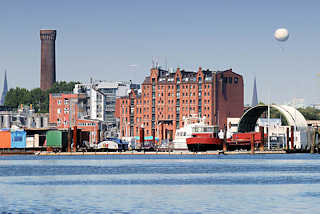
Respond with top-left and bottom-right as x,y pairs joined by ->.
46,130 -> 68,150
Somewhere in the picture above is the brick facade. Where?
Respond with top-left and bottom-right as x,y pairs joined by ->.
116,67 -> 244,140
40,30 -> 56,91
49,93 -> 100,143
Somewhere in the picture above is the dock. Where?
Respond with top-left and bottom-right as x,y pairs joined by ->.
36,150 -> 287,156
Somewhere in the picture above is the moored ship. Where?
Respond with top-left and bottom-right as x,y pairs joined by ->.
186,125 -> 222,152
173,116 -> 221,151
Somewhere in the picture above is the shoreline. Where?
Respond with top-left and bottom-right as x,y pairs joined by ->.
33,150 -> 288,156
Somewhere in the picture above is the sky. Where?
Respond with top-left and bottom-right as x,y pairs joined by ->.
0,0 -> 319,105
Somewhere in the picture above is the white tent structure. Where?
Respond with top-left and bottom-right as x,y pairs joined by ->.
238,105 -> 308,149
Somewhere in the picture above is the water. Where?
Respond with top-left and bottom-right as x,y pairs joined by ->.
0,154 -> 320,213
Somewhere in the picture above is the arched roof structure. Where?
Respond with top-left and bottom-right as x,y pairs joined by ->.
238,105 -> 307,133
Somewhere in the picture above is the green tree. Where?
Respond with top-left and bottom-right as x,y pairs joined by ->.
47,81 -> 78,94
30,88 -> 47,112
297,107 -> 320,120
4,81 -> 78,113
4,87 -> 31,108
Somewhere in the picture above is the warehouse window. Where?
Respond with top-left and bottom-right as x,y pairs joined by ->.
234,77 -> 239,84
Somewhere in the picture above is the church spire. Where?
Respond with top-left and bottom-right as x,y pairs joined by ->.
1,70 -> 8,105
251,76 -> 258,106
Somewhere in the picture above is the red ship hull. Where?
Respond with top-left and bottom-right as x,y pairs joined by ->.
186,133 -> 223,152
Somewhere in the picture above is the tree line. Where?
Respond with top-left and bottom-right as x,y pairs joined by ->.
4,81 -> 78,113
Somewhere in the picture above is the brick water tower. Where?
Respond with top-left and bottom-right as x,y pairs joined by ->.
40,30 -> 56,90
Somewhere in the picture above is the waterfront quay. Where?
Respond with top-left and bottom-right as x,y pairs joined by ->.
37,150 -> 286,156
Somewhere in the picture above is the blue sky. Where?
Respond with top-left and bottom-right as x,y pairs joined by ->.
0,0 -> 319,105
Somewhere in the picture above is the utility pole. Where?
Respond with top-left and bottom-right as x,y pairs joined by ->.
267,91 -> 271,150
67,98 -> 74,152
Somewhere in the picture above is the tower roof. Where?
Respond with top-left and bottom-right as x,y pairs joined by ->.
251,77 -> 258,106
1,70 -> 8,105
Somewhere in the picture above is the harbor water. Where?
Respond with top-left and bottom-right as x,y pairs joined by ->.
1,154 -> 320,213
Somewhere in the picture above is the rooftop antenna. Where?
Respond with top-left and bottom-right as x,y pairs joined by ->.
155,57 -> 159,68
152,56 -> 155,68
165,57 -> 168,70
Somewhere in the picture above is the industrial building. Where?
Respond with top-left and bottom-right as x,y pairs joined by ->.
0,105 -> 49,129
116,67 -> 244,141
49,80 -> 139,143
49,93 -> 102,144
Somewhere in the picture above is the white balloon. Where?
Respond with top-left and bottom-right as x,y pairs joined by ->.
274,28 -> 289,41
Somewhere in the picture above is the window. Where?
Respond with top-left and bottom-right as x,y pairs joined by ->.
229,77 -> 233,83
234,77 -> 239,84
223,77 -> 227,83
57,108 -> 61,114
57,100 -> 61,105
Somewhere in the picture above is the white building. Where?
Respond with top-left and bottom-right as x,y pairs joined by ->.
74,80 -> 140,137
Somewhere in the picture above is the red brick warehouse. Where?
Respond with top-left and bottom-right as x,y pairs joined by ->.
115,67 -> 244,141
